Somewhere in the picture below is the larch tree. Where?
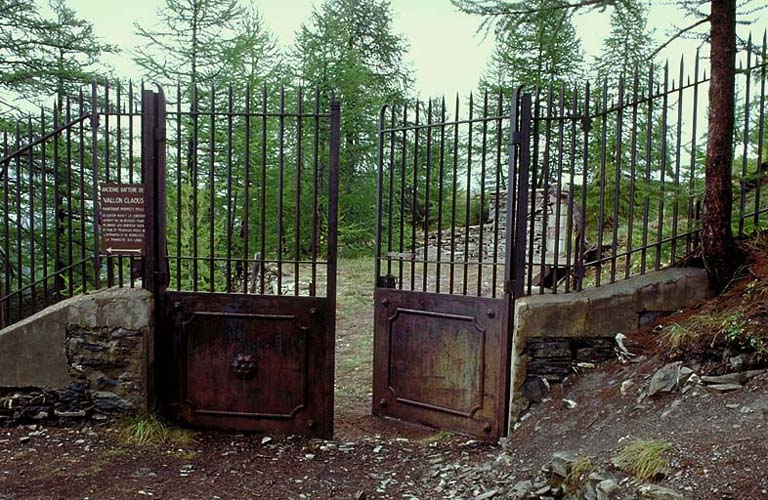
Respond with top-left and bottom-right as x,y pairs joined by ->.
593,0 -> 654,84
473,0 -> 584,94
292,0 -> 412,250
0,0 -> 115,110
133,0 -> 244,93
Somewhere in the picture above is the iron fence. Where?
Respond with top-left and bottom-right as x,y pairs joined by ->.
0,81 -> 338,329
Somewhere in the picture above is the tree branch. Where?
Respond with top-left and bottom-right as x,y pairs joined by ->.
650,15 -> 711,59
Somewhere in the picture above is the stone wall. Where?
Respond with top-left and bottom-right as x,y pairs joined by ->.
508,267 -> 713,428
0,287 -> 152,426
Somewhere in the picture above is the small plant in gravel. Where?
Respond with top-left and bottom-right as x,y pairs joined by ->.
614,439 -> 670,481
563,456 -> 594,493
118,415 -> 193,447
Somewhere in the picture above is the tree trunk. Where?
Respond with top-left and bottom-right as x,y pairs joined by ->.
702,0 -> 739,289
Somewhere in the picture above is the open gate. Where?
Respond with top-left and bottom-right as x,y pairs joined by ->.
373,90 -> 530,440
141,87 -> 339,438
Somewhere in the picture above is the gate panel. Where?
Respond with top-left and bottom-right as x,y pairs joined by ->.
373,289 -> 507,438
157,292 -> 333,438
143,86 -> 340,438
372,90 -> 530,439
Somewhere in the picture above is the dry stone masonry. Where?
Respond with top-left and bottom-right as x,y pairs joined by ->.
0,287 -> 151,426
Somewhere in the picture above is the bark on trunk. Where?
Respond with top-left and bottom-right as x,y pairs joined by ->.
703,0 -> 739,289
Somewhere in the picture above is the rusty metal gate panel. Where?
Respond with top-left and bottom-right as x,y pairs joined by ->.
373,289 -> 509,438
141,86 -> 340,438
157,292 -> 334,437
372,90 -> 530,440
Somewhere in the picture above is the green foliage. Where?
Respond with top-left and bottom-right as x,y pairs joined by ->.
471,0 -> 584,95
563,456 -> 594,493
614,439 -> 670,481
0,0 -> 116,110
134,0 -> 245,91
293,0 -> 412,253
593,0 -> 654,83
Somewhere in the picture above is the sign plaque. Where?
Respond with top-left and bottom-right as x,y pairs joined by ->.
100,183 -> 145,255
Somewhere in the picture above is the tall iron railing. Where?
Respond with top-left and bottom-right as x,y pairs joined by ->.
0,81 -> 338,329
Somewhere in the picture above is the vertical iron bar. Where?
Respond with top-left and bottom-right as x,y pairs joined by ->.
462,95 -> 473,295
2,129 -> 9,318
641,66 -> 654,274
15,123 -> 21,314
552,86 -> 565,292
596,82 -> 608,287
27,116 -> 36,309
78,91 -> 86,294
311,86 -> 320,296
375,104 -> 387,287
611,78 -> 624,284
66,98 -> 74,295
436,99 -> 446,294
738,37 -> 752,235
492,92 -> 503,298
208,85 -> 216,292
526,88 -> 541,295
565,87 -> 578,292
41,108 -> 49,303
192,85 -> 199,291
294,88 -> 303,296
175,83 -> 182,290
687,52 -> 701,253
226,84 -> 233,292
672,58 -> 685,261
656,63 -> 669,271
422,100 -> 432,293
260,86 -> 268,294
387,105 -> 396,281
399,103 -> 408,290
277,87 -> 285,295
625,68 -> 640,279
116,83 -> 124,287
539,87 -> 553,294
477,92 -> 488,296
411,101 -> 420,292
577,84 -> 590,292
91,83 -> 100,290
449,96 -> 459,294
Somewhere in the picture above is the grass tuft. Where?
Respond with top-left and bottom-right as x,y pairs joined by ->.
118,415 -> 193,447
563,456 -> 593,493
614,438 -> 670,481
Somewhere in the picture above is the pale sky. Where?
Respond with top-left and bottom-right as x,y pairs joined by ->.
59,0 -> 766,97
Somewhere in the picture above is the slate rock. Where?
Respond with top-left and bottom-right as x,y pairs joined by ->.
637,484 -> 686,500
648,362 -> 682,397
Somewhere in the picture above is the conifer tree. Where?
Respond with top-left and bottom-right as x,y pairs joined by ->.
292,0 -> 412,250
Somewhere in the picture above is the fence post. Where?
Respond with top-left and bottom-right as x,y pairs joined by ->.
141,88 -> 168,295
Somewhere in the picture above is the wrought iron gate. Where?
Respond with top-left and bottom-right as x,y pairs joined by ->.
372,90 -> 530,440
143,86 -> 340,438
